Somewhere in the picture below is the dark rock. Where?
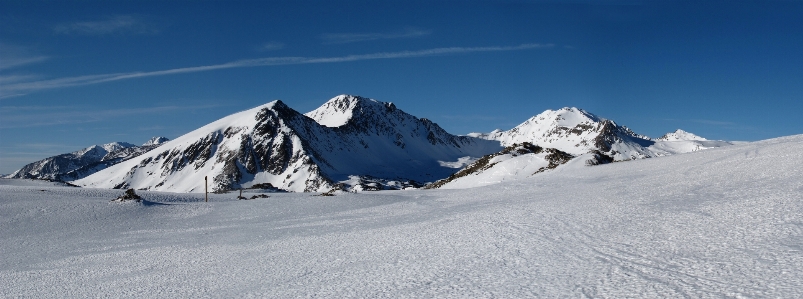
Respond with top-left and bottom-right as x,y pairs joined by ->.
112,188 -> 142,202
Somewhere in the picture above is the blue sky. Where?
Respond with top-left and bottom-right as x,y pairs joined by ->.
1,0 -> 802,174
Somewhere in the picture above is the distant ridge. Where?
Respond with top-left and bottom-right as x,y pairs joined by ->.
5,137 -> 170,181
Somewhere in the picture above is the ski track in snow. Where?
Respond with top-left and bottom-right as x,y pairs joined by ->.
2,135 -> 803,298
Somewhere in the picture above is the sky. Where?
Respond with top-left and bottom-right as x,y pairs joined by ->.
1,0 -> 802,174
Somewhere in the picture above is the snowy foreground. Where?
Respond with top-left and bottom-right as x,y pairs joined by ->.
2,135 -> 803,298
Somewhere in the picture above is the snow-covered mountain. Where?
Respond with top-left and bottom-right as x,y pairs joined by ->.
469,107 -> 658,161
469,107 -> 738,162
657,129 -> 706,141
74,95 -> 502,193
645,128 -> 737,155
448,107 -> 658,188
5,138 -> 169,181
436,108 -> 735,189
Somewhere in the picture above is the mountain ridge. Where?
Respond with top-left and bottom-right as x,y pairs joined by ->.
9,97 -> 737,192
5,138 -> 170,181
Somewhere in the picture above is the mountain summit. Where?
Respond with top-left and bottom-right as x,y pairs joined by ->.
470,107 -> 655,161
143,136 -> 170,146
657,129 -> 707,141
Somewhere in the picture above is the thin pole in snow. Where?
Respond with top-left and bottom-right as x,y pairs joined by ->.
205,176 -> 208,202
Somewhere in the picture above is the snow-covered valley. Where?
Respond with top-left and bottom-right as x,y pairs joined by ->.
2,134 -> 802,297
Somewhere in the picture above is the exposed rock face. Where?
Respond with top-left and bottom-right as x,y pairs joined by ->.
111,188 -> 142,202
6,138 -> 170,181
584,150 -> 616,166
74,95 -> 502,193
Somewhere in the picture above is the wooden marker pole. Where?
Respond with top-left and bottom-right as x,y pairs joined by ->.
205,176 -> 208,202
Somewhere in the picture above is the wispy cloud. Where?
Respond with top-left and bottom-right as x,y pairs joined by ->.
321,28 -> 432,44
0,75 -> 38,84
54,15 -> 157,35
258,41 -> 285,51
0,43 -> 49,71
0,104 -> 220,129
0,94 -> 26,100
0,56 -> 48,71
0,43 -> 554,97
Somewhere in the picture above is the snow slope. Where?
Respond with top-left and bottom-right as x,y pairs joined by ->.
427,143 -> 575,189
2,134 -> 801,297
74,95 -> 501,193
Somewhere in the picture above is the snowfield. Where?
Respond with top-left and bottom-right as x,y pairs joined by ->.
2,135 -> 803,298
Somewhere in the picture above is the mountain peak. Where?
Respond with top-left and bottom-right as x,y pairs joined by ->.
305,94 -> 394,128
474,106 -> 658,160
538,107 -> 603,125
98,142 -> 136,153
143,137 -> 170,147
657,129 -> 707,141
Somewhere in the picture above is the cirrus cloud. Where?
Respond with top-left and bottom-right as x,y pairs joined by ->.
54,15 -> 158,35
0,43 -> 555,97
321,28 -> 432,44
